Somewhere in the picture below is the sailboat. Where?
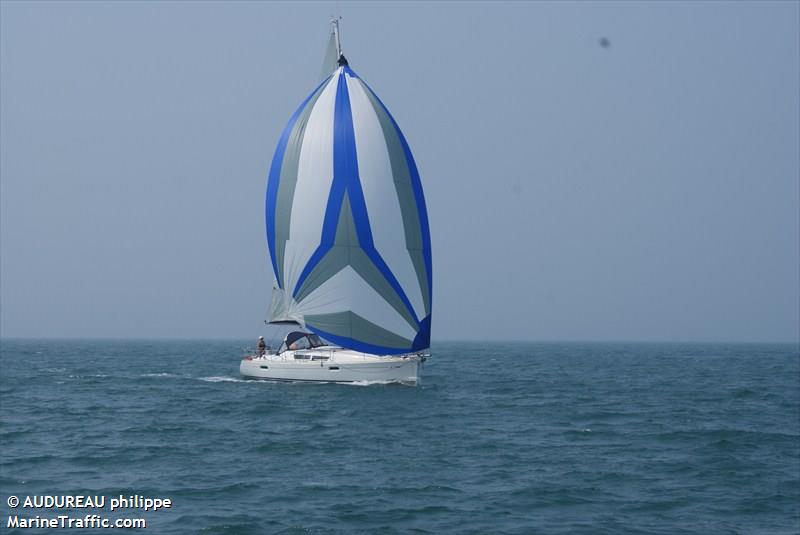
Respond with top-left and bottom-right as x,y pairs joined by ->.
240,20 -> 432,384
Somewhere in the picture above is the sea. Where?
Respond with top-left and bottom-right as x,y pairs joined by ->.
1,340 -> 798,534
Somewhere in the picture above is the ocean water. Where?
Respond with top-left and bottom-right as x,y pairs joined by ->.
1,340 -> 798,534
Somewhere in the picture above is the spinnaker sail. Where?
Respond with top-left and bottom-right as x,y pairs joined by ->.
265,24 -> 432,355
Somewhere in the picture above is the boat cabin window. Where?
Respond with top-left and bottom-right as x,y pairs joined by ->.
290,337 -> 311,350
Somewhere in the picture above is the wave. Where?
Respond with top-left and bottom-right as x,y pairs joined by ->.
346,379 -> 415,387
198,376 -> 249,383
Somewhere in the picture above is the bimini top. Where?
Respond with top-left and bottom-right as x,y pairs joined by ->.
281,331 -> 325,352
264,37 -> 432,356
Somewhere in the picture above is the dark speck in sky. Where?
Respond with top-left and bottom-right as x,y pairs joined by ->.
599,37 -> 611,48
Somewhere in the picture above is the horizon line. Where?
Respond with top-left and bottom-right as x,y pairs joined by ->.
1,336 -> 798,346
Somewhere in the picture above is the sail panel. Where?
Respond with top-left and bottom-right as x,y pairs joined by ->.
268,285 -> 303,325
292,192 -> 419,332
267,74 -> 334,288
282,75 -> 339,298
273,79 -> 332,289
319,28 -> 339,82
346,76 -> 427,321
295,264 -> 417,342
266,66 -> 432,354
304,311 -> 415,353
357,78 -> 433,319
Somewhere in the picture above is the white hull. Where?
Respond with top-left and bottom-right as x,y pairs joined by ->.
240,347 -> 423,385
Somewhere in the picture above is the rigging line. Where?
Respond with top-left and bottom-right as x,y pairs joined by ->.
262,311 -> 279,352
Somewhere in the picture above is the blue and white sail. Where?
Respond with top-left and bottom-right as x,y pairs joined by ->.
264,25 -> 432,355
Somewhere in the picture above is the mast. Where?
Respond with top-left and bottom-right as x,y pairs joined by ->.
331,17 -> 348,66
331,17 -> 342,58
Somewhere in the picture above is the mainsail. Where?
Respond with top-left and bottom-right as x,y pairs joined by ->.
264,24 -> 432,355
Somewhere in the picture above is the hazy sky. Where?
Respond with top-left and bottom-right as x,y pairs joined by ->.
1,1 -> 798,342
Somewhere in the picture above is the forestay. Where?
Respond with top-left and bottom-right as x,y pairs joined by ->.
264,55 -> 432,355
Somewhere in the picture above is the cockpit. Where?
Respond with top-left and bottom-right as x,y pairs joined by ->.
278,331 -> 325,354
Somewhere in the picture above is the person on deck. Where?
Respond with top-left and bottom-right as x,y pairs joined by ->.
257,336 -> 266,356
